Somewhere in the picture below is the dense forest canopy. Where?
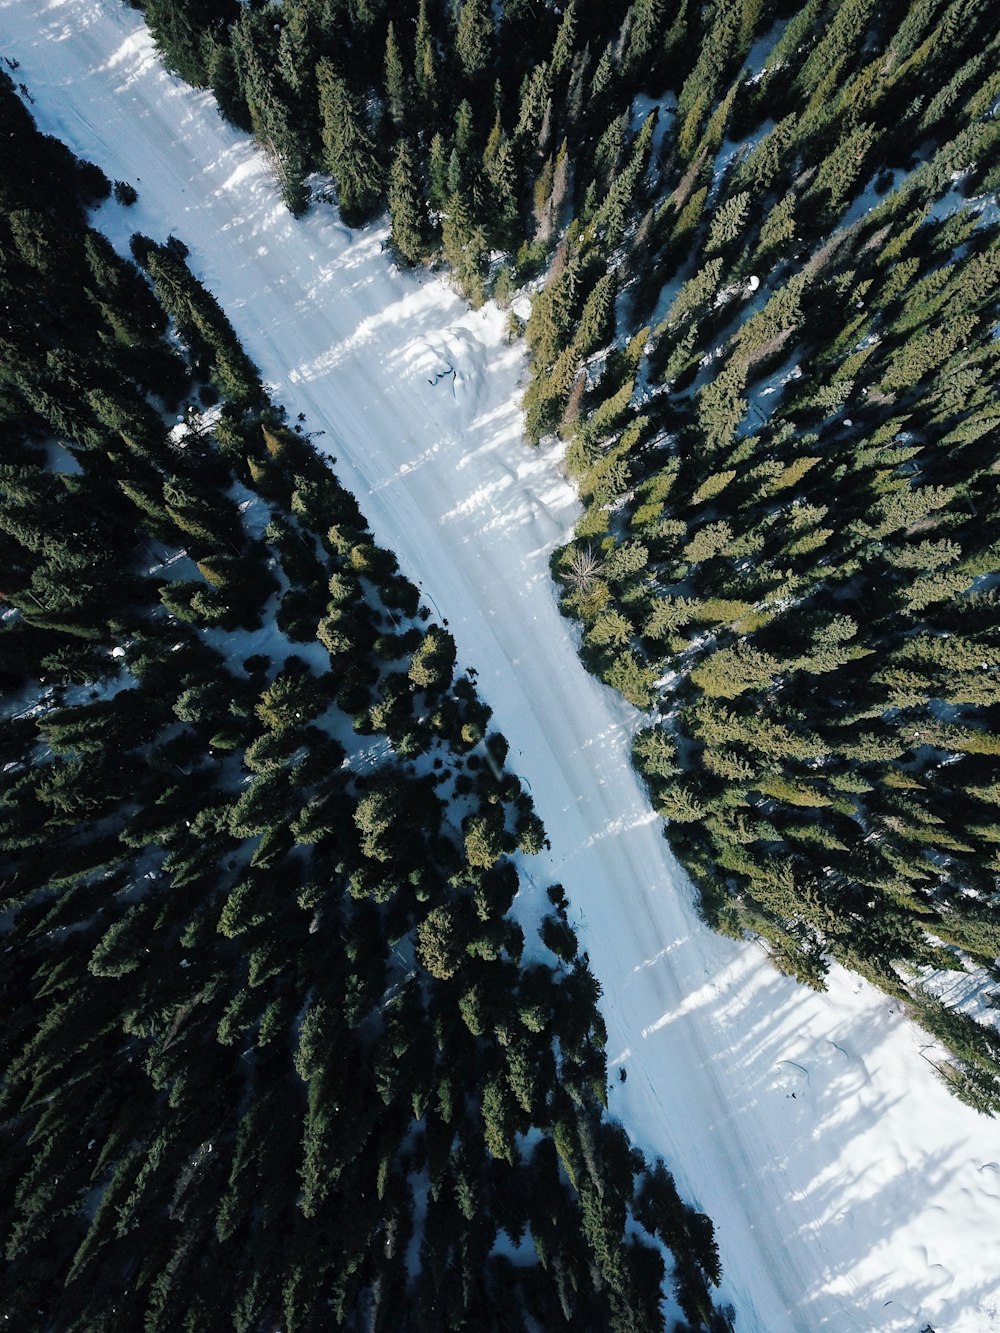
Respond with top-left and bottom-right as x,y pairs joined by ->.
5,0 -> 1000,1323
133,0 -> 1000,1111
0,69 -> 726,1333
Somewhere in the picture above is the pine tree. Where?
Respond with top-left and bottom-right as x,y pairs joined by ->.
144,0 -> 235,88
621,0 -> 664,90
276,3 -> 319,105
483,127 -> 520,251
549,1 -> 577,86
455,0 -> 494,85
414,0 -> 439,114
388,141 -> 432,265
231,14 -> 309,214
317,61 -> 384,227
574,270 -> 616,358
384,21 -> 407,129
416,904 -> 464,979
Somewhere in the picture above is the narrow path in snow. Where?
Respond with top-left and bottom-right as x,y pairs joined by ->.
4,4 -> 1000,1330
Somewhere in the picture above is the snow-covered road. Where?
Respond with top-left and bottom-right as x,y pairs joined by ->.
4,3 -> 1000,1329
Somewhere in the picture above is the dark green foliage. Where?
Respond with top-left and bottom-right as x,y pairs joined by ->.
388,139 -> 432,266
536,0 -> 1000,1103
132,235 -> 264,407
540,913 -> 579,963
230,9 -> 309,213
141,0 -> 239,87
1,79 -> 724,1333
7,4 -> 1000,1328
129,0 -> 985,1102
317,60 -> 384,227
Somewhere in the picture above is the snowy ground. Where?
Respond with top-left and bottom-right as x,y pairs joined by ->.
4,3 -> 1000,1329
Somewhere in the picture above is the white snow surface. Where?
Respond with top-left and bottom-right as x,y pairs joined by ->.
4,3 -> 1000,1330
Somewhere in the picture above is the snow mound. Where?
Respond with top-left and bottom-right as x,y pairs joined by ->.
406,328 -> 486,414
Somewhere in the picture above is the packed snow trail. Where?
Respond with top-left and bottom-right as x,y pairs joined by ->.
4,4 -> 1000,1330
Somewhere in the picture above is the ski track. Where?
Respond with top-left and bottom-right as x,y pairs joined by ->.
3,3 -> 1000,1329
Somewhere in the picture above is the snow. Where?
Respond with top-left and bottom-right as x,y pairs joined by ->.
5,3 -> 1000,1330
632,89 -> 677,168
742,24 -> 787,83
